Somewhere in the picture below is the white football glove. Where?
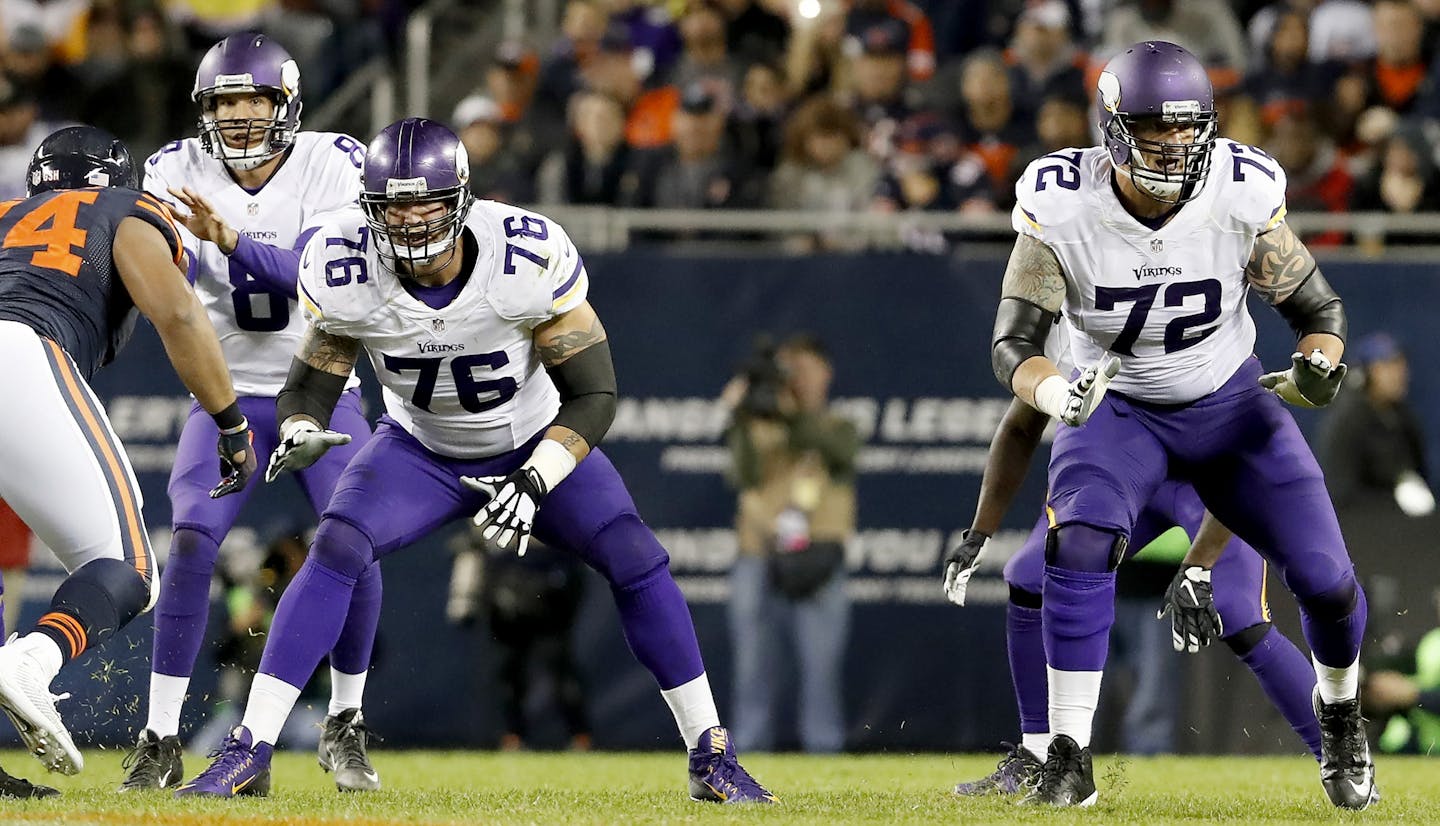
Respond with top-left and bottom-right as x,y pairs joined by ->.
942,530 -> 988,606
462,467 -> 548,557
265,419 -> 352,482
1035,353 -> 1122,426
1258,349 -> 1347,408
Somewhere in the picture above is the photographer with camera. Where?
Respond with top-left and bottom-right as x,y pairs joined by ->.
721,333 -> 859,753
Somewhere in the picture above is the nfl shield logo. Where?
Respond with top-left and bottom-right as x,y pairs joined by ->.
431,318 -> 446,333
247,202 -> 259,217
1150,239 -> 1163,253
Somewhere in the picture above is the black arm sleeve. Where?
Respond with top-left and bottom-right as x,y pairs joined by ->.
545,340 -> 618,448
275,357 -> 349,429
1274,267 -> 1347,343
992,297 -> 1058,391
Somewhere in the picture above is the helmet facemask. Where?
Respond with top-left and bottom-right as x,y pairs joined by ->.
1109,102 -> 1218,204
359,183 -> 473,277
197,86 -> 297,171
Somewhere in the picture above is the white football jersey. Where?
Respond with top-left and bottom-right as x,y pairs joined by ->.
1012,139 -> 1287,404
143,132 -> 367,396
297,201 -> 590,459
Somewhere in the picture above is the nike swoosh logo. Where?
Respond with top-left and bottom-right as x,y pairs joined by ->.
232,775 -> 255,795
1181,581 -> 1197,605
1346,778 -> 1371,797
159,769 -> 173,787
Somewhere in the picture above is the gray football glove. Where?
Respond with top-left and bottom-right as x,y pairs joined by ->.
942,530 -> 989,606
1062,353 -> 1121,426
1258,349 -> 1347,408
266,419 -> 352,482
1158,565 -> 1223,653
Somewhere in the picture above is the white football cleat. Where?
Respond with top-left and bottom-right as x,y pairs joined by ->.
0,636 -> 82,775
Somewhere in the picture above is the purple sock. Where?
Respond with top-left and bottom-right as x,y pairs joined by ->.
1042,565 -> 1116,672
1008,602 -> 1049,735
613,566 -> 704,690
328,562 -> 381,674
152,528 -> 220,677
1300,580 -> 1367,668
1237,625 -> 1322,760
258,558 -> 356,688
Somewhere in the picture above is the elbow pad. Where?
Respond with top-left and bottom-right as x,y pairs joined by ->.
992,297 -> 1058,391
1275,267 -> 1346,343
276,357 -> 348,428
546,340 -> 618,448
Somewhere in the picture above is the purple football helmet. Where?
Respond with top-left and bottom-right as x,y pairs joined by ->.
359,118 -> 472,273
1096,41 -> 1217,204
193,33 -> 302,171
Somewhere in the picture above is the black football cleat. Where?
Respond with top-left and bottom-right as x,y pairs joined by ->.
118,729 -> 184,792
1018,734 -> 1097,807
318,709 -> 381,792
1314,689 -> 1380,810
953,742 -> 1042,796
0,762 -> 58,798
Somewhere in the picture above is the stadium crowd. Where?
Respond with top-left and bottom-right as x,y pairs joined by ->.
7,0 -> 1440,237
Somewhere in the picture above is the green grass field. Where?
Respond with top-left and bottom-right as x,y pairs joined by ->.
0,749 -> 1434,825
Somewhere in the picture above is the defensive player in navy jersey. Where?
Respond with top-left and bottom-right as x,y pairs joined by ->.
0,126 -> 256,791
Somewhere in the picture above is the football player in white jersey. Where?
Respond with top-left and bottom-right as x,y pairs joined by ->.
174,117 -> 774,803
120,33 -> 383,793
989,42 -> 1374,808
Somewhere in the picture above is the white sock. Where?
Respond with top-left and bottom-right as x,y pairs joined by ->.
660,672 -> 721,750
21,633 -> 63,682
241,673 -> 303,746
328,668 -> 367,717
1047,666 -> 1103,749
1022,732 -> 1051,760
1313,654 -> 1359,704
146,673 -> 191,738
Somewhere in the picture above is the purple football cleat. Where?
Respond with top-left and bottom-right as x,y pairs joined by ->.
953,742 -> 1043,796
687,727 -> 776,804
173,726 -> 272,799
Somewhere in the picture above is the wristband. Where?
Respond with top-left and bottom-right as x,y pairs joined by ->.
523,439 -> 578,493
1032,374 -> 1071,421
212,402 -> 247,433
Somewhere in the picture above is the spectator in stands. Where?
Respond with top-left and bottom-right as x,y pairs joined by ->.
0,76 -> 50,201
605,0 -> 681,82
453,94 -> 532,203
1104,0 -> 1249,79
446,532 -> 591,752
1244,8 -> 1343,130
844,0 -> 935,82
537,0 -> 609,130
723,333 -> 858,754
83,4 -> 194,161
785,0 -> 847,98
1320,332 -> 1435,516
770,96 -> 879,250
1264,110 -> 1353,245
729,60 -> 790,174
1353,124 -> 1440,216
482,42 -> 546,171
1032,95 -> 1089,154
846,18 -> 917,162
1350,0 -> 1430,115
3,23 -> 79,122
872,113 -> 964,213
716,0 -> 789,66
1004,0 -> 1088,124
954,50 -> 1031,212
537,90 -> 633,205
1247,0 -> 1378,65
582,24 -> 679,151
628,81 -> 750,209
670,1 -> 744,105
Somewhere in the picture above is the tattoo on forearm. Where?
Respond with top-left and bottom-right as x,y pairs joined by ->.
1000,235 -> 1067,312
560,431 -> 585,451
300,326 -> 360,375
537,316 -> 606,365
1245,223 -> 1316,304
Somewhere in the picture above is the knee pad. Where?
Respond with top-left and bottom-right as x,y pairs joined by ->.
310,518 -> 375,580
1300,575 -> 1358,623
1009,584 -> 1043,610
1223,621 -> 1272,657
584,513 -> 670,590
1046,523 -> 1129,572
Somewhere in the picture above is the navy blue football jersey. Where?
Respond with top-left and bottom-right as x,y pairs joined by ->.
0,187 -> 183,378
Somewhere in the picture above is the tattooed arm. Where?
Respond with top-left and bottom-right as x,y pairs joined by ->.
533,301 -> 617,461
1245,222 -> 1345,365
275,323 -> 360,430
995,234 -> 1068,410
